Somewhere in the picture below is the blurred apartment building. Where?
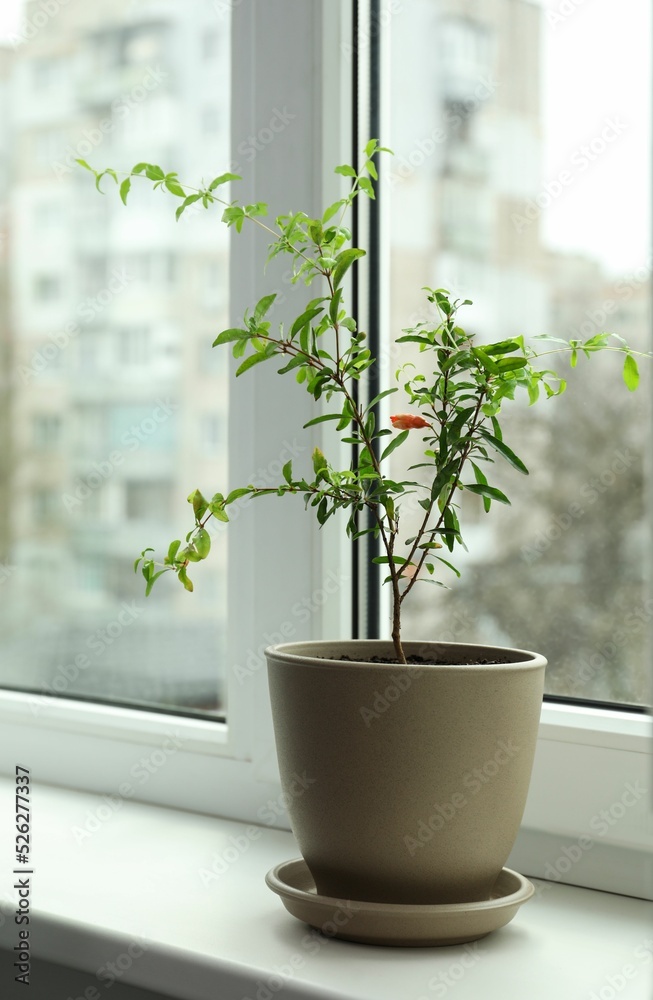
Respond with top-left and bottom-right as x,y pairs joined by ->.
0,0 -> 231,709
388,0 -> 649,695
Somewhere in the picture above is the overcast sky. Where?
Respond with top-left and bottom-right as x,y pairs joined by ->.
0,2 -> 20,39
541,0 -> 651,276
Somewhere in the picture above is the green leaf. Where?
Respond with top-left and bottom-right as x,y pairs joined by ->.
316,497 -> 329,525
225,487 -> 252,505
195,528 -> 211,558
178,566 -> 194,592
484,341 -> 521,356
380,429 -> 409,462
291,303 -> 324,338
222,205 -> 245,230
212,327 -> 249,347
322,200 -> 344,223
527,379 -> 540,405
209,172 -> 241,190
208,502 -> 229,522
176,193 -> 202,220
167,539 -> 182,563
119,177 -> 131,205
495,357 -> 528,372
395,334 -> 432,346
282,461 -> 293,484
164,174 -> 185,197
442,507 -> 459,552
436,556 -> 461,578
337,401 -> 354,432
303,413 -> 342,428
430,460 -> 460,502
332,248 -> 366,289
75,158 -> 94,173
133,556 -> 143,573
312,447 -> 328,475
477,430 -> 529,475
472,348 -> 501,375
307,220 -> 323,244
367,387 -> 399,410
276,354 -> 306,375
329,287 -> 343,324
623,353 -> 639,391
471,461 -> 491,513
465,483 -> 511,505
334,164 -> 356,177
187,489 -> 208,519
358,176 -> 375,199
532,334 -> 569,345
254,293 -> 277,323
145,569 -> 168,597
235,346 -> 275,376
245,201 -> 268,219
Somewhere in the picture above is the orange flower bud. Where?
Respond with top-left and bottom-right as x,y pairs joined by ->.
390,413 -> 431,431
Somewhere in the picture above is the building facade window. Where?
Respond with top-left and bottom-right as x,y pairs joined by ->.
32,414 -> 62,448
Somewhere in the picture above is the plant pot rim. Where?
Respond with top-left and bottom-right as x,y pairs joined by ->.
265,639 -> 547,671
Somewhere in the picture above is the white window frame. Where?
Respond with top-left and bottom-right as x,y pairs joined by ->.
0,0 -> 650,900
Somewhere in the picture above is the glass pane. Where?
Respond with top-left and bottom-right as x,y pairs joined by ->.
0,0 -> 231,714
389,0 -> 651,706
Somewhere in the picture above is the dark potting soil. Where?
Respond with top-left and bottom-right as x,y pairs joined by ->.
334,654 -> 506,666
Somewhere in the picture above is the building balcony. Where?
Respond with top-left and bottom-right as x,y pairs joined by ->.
75,64 -> 173,110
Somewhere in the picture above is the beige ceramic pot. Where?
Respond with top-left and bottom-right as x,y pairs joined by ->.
266,639 -> 545,905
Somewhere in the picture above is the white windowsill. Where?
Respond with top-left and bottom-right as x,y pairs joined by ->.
0,778 -> 651,1000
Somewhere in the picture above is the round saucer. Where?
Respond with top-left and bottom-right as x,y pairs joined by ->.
265,859 -> 534,947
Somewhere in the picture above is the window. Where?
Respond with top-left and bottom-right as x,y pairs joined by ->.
389,0 -> 651,710
77,555 -> 105,593
34,129 -> 67,170
439,17 -> 492,102
32,414 -> 62,448
79,256 -> 107,297
121,25 -> 165,66
78,332 -> 103,373
201,414 -> 224,452
0,0 -> 230,716
33,200 -> 63,231
32,58 -> 59,92
108,404 -> 177,452
125,479 -> 173,521
0,2 -> 648,904
117,327 -> 150,367
34,274 -> 62,302
31,488 -> 61,525
202,259 -> 225,310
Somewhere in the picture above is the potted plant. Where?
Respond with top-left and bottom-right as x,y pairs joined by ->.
77,146 -> 647,946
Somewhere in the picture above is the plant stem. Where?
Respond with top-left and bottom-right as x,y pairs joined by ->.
400,393 -> 486,606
